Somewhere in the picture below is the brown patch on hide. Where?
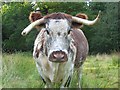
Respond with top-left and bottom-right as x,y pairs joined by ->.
44,13 -> 72,21
35,31 -> 45,58
72,13 -> 88,28
71,29 -> 88,68
35,45 -> 40,58
35,43 -> 44,58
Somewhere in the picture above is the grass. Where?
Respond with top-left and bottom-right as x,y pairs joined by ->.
1,52 -> 119,88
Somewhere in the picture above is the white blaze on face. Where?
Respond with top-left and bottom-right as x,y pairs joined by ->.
47,19 -> 70,36
46,19 -> 71,57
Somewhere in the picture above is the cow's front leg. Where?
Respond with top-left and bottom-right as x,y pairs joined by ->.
35,62 -> 52,88
60,76 -> 72,88
39,74 -> 53,88
76,66 -> 83,88
44,83 -> 53,88
60,71 -> 73,88
39,75 -> 53,88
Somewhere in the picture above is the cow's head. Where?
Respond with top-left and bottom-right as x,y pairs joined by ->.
22,11 -> 100,63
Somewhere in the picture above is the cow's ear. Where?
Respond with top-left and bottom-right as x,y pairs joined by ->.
29,11 -> 43,30
29,11 -> 43,22
72,13 -> 88,28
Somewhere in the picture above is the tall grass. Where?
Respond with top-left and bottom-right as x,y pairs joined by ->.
81,53 -> 119,88
2,52 -> 119,88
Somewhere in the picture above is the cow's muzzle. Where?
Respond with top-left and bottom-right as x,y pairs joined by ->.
49,51 -> 68,62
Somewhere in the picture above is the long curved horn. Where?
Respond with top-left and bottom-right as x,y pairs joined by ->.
72,11 -> 101,26
21,18 -> 44,36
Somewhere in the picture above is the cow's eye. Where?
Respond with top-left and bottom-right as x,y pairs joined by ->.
46,30 -> 50,35
68,29 -> 72,35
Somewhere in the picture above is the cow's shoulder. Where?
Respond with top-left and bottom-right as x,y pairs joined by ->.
33,28 -> 47,58
71,28 -> 89,68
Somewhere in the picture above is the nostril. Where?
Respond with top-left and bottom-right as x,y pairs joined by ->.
49,51 -> 68,62
53,53 -> 65,59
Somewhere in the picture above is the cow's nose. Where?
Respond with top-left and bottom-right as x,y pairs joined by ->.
53,51 -> 65,60
49,51 -> 68,62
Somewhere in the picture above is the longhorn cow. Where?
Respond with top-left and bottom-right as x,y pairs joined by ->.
21,11 -> 100,88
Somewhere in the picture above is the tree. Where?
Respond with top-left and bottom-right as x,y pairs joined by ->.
89,2 -> 119,54
2,2 -> 87,52
2,2 -> 33,52
2,2 -> 119,53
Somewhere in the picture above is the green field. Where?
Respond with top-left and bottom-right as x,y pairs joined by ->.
1,52 -> 119,88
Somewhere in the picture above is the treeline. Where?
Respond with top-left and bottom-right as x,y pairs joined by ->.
1,2 -> 120,54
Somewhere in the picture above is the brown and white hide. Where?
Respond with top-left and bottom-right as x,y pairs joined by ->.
21,11 -> 100,88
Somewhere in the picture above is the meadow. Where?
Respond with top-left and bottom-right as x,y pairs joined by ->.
2,52 -> 119,88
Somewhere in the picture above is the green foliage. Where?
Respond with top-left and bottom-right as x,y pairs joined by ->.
2,2 -> 88,52
2,2 -> 119,53
36,2 -> 88,15
2,2 -> 33,52
2,52 -> 119,88
89,2 -> 119,54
